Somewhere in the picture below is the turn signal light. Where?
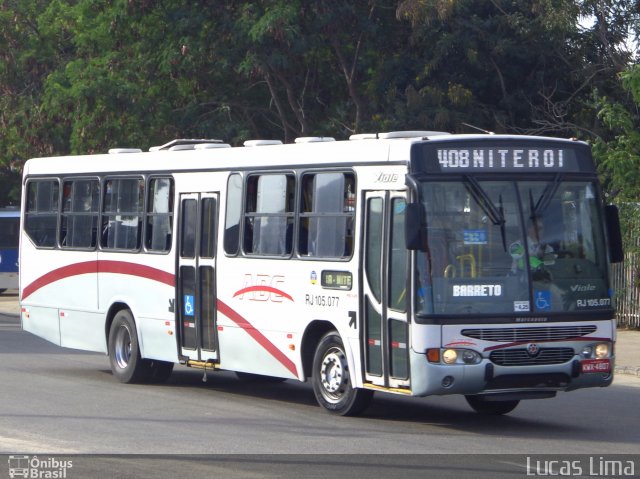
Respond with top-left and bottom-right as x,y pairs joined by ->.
426,348 -> 440,363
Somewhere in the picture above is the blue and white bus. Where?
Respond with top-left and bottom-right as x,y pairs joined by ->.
0,207 -> 20,294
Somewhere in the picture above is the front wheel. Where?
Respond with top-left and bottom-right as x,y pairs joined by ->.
311,332 -> 372,416
465,395 -> 519,415
108,309 -> 151,383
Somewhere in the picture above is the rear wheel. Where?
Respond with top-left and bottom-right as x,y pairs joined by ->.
465,395 -> 519,415
108,309 -> 151,383
0,289 -> 6,295
311,332 -> 372,416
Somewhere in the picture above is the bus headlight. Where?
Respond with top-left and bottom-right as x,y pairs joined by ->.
581,343 -> 610,359
442,349 -> 458,364
595,343 -> 610,359
438,348 -> 481,365
462,350 -> 481,364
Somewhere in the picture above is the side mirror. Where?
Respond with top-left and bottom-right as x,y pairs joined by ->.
405,202 -> 425,250
605,205 -> 623,263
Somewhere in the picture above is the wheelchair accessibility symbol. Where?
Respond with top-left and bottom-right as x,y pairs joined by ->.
535,290 -> 551,311
184,295 -> 195,316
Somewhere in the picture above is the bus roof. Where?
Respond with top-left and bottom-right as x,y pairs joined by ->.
22,133 -> 587,177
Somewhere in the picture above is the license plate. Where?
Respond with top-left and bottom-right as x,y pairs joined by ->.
581,359 -> 611,373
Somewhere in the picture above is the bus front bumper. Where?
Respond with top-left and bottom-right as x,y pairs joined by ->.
409,352 -> 614,398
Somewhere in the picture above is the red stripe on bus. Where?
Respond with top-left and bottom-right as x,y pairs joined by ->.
217,299 -> 298,377
232,285 -> 294,302
483,337 -> 613,352
97,260 -> 174,286
21,260 -> 175,300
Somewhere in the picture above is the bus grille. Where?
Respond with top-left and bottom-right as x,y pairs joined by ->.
486,373 -> 570,390
462,325 -> 597,343
490,348 -> 575,366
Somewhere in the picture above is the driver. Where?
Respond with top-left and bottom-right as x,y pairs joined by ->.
511,216 -> 554,273
526,216 -> 554,268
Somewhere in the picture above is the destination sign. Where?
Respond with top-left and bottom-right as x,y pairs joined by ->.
321,270 -> 353,290
438,147 -> 571,170
412,140 -> 594,174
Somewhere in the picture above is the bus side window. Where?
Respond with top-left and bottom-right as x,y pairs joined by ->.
224,173 -> 242,255
299,172 -> 355,258
60,179 -> 99,249
146,177 -> 174,252
25,180 -> 59,248
102,178 -> 144,251
244,174 -> 294,256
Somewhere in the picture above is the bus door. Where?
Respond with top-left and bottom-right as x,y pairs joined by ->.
362,191 -> 410,389
177,193 -> 219,362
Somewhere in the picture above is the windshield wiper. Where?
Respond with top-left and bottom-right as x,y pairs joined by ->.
463,176 -> 507,251
530,173 -> 562,218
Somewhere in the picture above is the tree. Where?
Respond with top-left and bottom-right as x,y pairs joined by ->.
0,1 -> 64,162
593,64 -> 640,203
235,0 -> 404,140
1,0 -> 638,184
396,1 -> 591,134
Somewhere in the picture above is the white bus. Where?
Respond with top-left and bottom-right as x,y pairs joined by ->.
20,132 -> 623,416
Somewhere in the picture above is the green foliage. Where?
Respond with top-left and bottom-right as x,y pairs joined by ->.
621,64 -> 640,104
593,65 -> 640,203
0,0 -> 639,207
396,0 -> 598,133
591,63 -> 640,263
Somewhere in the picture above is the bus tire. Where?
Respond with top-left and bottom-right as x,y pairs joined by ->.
311,332 -> 372,416
108,309 -> 150,384
465,395 -> 519,415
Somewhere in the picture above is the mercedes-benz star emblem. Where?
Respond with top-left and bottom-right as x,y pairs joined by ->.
527,343 -> 540,357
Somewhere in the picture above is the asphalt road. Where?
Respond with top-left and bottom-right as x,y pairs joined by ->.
1,312 -> 639,478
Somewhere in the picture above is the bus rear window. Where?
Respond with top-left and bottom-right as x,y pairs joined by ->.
25,180 -> 59,248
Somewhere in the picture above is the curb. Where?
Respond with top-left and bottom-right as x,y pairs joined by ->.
614,366 -> 640,378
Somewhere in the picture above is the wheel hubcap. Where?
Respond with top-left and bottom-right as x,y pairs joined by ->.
114,324 -> 132,369
319,347 -> 349,403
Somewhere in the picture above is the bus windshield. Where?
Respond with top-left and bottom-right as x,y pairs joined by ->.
415,178 -> 611,317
